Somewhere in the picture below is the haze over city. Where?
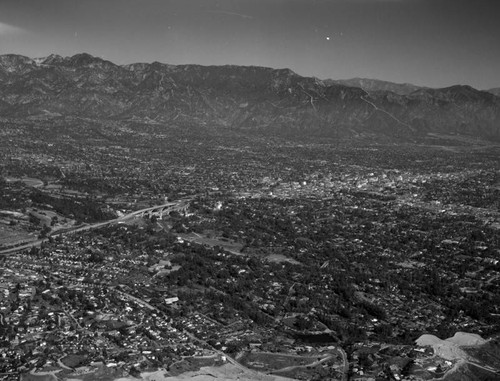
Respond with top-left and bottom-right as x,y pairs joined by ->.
0,0 -> 499,89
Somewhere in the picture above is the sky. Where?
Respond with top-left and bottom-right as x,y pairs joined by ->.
0,0 -> 499,89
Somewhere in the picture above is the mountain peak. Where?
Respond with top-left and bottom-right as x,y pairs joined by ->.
33,53 -> 117,69
36,54 -> 64,65
0,54 -> 35,73
66,53 -> 116,68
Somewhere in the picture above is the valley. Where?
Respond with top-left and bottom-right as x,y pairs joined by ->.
0,54 -> 499,381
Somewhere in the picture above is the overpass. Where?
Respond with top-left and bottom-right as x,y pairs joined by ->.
135,201 -> 189,220
0,199 -> 192,256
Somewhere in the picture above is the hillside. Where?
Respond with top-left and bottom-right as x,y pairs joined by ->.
0,53 -> 499,141
324,77 -> 425,95
486,87 -> 500,97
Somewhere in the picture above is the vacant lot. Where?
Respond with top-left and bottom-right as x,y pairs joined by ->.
266,253 -> 301,265
178,232 -> 244,256
105,363 -> 288,381
0,225 -> 35,248
240,351 -> 331,373
5,176 -> 44,188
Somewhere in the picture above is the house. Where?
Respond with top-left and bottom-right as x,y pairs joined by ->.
165,297 -> 179,305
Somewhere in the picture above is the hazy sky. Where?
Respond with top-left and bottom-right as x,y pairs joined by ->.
0,0 -> 499,89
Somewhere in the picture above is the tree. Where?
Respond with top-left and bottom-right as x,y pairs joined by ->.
295,315 -> 313,330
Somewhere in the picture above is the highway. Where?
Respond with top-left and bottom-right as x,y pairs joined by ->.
0,196 -> 351,380
0,200 -> 187,256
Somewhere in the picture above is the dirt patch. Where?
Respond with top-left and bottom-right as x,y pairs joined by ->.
266,253 -> 301,265
5,177 -> 44,188
446,332 -> 486,347
115,364 -> 288,381
416,332 -> 486,361
21,374 -> 58,381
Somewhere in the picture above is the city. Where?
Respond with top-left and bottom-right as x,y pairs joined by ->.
1,119 -> 499,379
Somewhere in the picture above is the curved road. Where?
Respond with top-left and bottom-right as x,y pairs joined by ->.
1,196 -> 351,380
113,288 -> 262,378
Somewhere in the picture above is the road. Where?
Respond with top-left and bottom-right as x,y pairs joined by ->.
338,346 -> 349,381
44,270 -> 262,378
0,200 -> 187,256
114,288 -> 263,378
1,195 -> 351,380
444,359 -> 500,379
270,353 -> 337,374
206,284 -> 349,380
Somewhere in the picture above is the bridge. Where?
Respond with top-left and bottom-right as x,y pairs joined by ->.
0,198 -> 192,256
134,201 -> 189,220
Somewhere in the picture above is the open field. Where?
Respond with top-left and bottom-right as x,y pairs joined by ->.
265,253 -> 301,265
21,375 -> 58,381
28,208 -> 75,230
178,233 -> 301,265
64,364 -> 292,381
0,225 -> 36,248
5,176 -> 44,188
0,206 -> 75,249
239,350 -> 341,372
238,350 -> 345,380
178,232 -> 244,256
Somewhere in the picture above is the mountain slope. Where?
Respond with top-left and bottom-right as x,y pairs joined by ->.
324,77 -> 424,95
486,87 -> 500,97
0,53 -> 499,141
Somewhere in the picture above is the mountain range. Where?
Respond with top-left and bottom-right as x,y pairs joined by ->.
0,53 -> 499,141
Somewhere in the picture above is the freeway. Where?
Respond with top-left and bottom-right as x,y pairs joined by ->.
0,195 -> 351,380
0,200 -> 188,256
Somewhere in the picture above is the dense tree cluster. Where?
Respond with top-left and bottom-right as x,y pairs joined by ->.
30,190 -> 116,222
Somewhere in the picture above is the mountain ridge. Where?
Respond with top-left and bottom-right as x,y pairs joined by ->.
0,53 -> 499,141
324,77 -> 426,95
487,87 -> 500,97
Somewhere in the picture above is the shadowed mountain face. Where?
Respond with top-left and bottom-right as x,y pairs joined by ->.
1,53 -> 499,141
